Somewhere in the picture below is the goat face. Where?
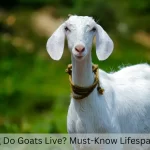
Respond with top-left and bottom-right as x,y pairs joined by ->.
46,15 -> 114,61
65,16 -> 96,61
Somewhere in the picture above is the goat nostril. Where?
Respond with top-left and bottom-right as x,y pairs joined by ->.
75,45 -> 85,53
81,47 -> 85,52
75,47 -> 79,52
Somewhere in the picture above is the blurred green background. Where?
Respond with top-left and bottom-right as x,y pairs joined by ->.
0,0 -> 150,133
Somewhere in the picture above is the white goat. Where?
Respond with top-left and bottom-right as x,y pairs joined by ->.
46,15 -> 150,148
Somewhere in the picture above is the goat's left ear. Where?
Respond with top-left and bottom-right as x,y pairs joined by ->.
46,24 -> 65,60
96,24 -> 114,60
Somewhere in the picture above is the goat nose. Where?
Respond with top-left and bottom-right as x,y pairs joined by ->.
75,45 -> 85,53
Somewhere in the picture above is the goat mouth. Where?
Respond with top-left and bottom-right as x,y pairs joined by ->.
75,56 -> 83,59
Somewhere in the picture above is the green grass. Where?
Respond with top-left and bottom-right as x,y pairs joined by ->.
0,8 -> 150,133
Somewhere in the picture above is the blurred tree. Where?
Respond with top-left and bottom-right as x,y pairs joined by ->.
1,0 -> 150,32
109,0 -> 150,33
0,1 -> 18,8
71,0 -> 118,31
18,0 -> 74,8
128,0 -> 150,32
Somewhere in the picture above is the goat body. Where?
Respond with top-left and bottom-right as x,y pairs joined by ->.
67,63 -> 150,134
46,15 -> 150,149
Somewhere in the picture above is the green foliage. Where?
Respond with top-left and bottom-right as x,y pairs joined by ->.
1,0 -> 150,32
0,2 -> 150,133
127,0 -> 150,32
72,0 -> 117,31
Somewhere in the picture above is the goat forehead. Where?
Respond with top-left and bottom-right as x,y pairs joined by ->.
66,16 -> 95,29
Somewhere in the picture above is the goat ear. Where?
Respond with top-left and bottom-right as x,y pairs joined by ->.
46,24 -> 65,60
96,24 -> 114,60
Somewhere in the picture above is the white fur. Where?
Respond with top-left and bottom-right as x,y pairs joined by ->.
46,15 -> 150,149
67,63 -> 150,133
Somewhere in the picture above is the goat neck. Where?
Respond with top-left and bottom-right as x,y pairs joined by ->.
71,52 -> 94,87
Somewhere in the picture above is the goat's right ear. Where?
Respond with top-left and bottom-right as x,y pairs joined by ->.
46,24 -> 65,60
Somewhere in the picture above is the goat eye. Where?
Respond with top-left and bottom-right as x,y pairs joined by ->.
65,27 -> 70,32
91,27 -> 96,32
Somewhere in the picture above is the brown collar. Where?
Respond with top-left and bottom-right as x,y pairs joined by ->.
65,64 -> 104,100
